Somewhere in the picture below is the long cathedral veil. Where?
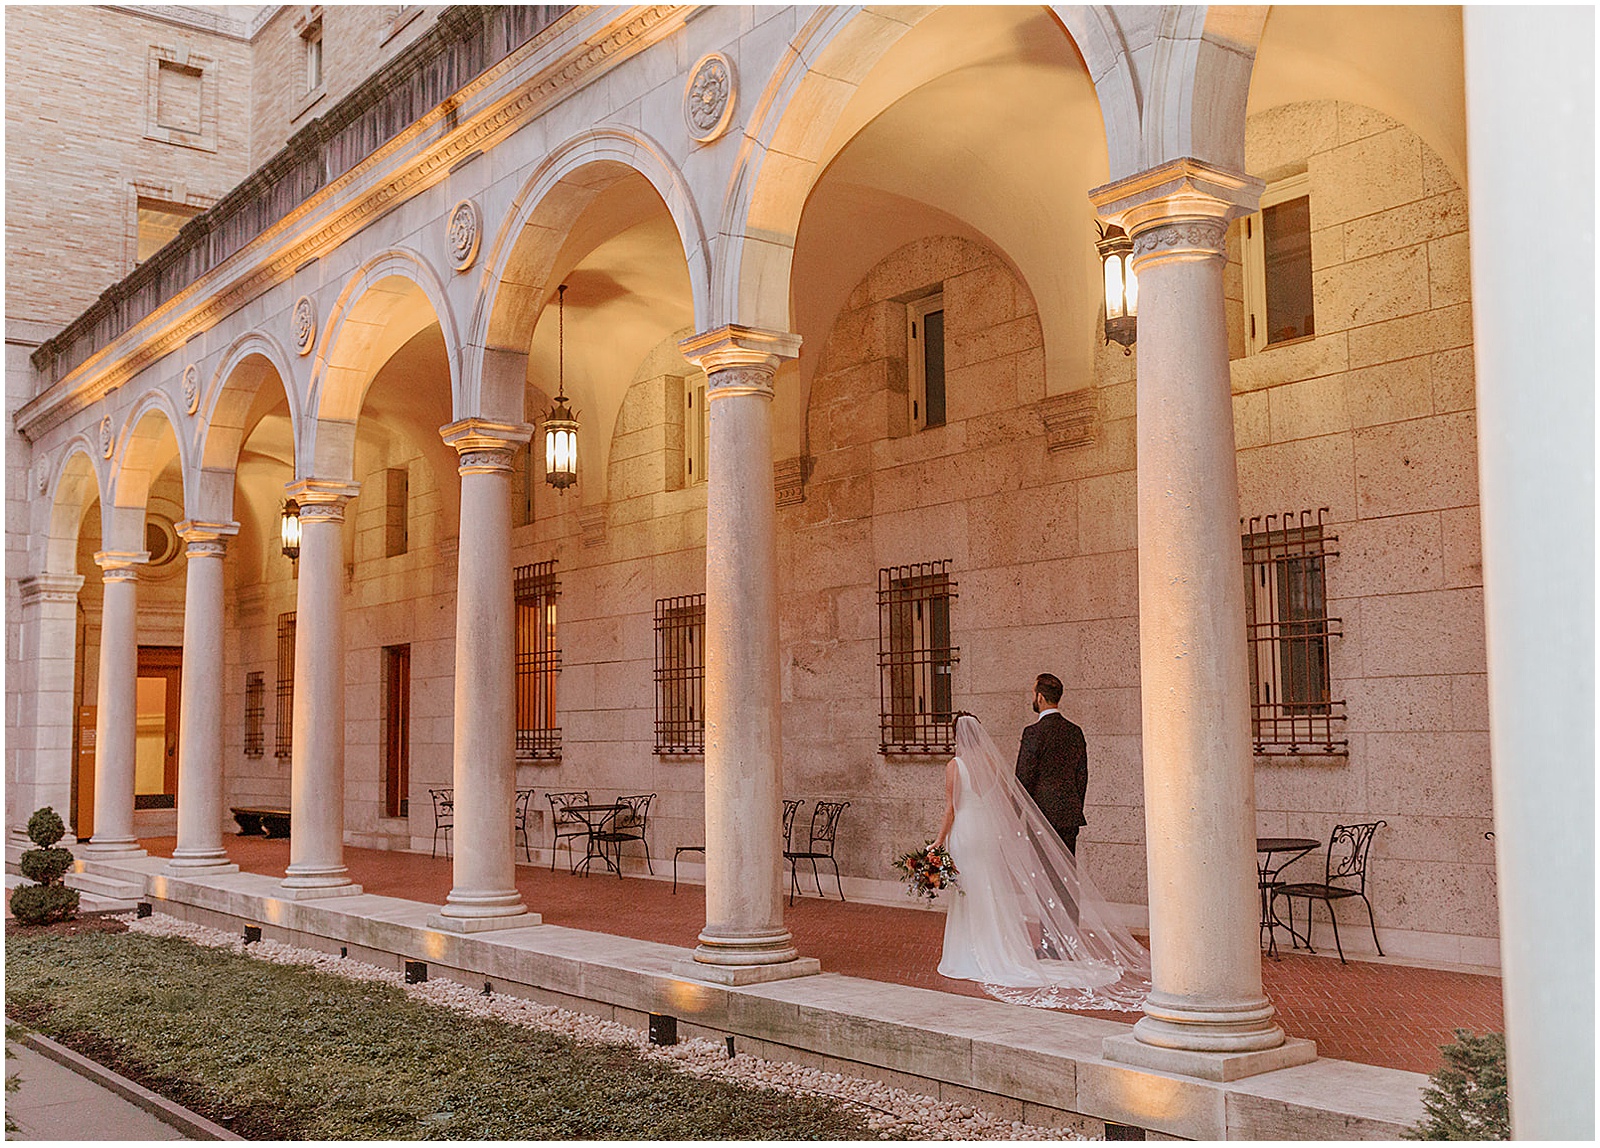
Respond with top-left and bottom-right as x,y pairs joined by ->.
954,714 -> 1151,1011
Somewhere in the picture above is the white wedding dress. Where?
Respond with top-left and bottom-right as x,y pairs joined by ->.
937,716 -> 1150,1012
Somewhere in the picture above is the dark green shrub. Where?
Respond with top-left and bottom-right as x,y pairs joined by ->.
10,806 -> 80,926
18,847 -> 72,886
26,807 -> 65,848
8,884 -> 80,926
1405,1028 -> 1510,1140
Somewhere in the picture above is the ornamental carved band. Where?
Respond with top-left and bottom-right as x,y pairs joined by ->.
297,501 -> 347,525
185,540 -> 229,559
706,366 -> 774,400
685,53 -> 734,143
1131,219 -> 1229,262
293,296 -> 317,355
182,364 -> 201,415
457,447 -> 515,475
447,200 -> 481,271
101,565 -> 141,583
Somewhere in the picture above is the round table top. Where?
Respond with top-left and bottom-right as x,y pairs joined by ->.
1257,836 -> 1319,852
561,803 -> 626,814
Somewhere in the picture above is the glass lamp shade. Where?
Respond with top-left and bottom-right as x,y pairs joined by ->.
1096,224 -> 1138,351
543,400 -> 579,491
280,499 -> 301,559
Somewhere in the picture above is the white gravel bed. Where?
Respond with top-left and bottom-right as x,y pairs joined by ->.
121,912 -> 1090,1141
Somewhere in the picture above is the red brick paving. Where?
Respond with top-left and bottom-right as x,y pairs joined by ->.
138,835 -> 1501,1075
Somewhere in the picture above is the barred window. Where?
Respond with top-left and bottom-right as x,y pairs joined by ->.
1242,509 -> 1347,755
275,612 -> 295,759
244,671 -> 265,758
515,560 -> 561,759
878,561 -> 959,754
654,594 -> 705,754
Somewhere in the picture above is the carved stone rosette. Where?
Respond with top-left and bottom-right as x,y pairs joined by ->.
447,200 -> 482,271
99,415 -> 114,458
182,364 -> 201,415
293,296 -> 317,356
685,52 -> 735,143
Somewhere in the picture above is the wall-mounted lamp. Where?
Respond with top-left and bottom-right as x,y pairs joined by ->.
280,499 -> 301,559
1096,223 -> 1137,354
543,283 -> 579,492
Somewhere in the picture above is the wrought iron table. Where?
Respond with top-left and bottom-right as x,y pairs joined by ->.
560,803 -> 627,876
1257,837 -> 1319,957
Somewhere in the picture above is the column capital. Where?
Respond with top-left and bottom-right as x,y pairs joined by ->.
440,418 -> 534,475
1090,157 -> 1264,265
17,571 -> 85,606
175,519 -> 239,557
285,478 -> 360,524
94,550 -> 148,581
679,325 -> 802,376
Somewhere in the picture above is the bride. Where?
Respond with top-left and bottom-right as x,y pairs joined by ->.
933,714 -> 1150,1011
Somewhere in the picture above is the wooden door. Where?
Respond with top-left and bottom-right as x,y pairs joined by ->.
383,644 -> 411,818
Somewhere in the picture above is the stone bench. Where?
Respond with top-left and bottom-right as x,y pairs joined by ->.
231,807 -> 291,838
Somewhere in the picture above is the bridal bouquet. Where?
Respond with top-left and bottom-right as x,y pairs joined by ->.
893,842 -> 960,901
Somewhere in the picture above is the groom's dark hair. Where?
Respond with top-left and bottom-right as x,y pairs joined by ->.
1035,673 -> 1063,705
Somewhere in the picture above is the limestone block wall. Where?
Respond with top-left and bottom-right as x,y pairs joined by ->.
1226,100 -> 1494,965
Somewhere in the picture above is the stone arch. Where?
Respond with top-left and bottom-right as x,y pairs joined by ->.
307,248 -> 461,481
1138,6 -> 1267,177
43,440 -> 106,575
468,126 -> 710,422
105,389 -> 188,553
193,331 -> 301,524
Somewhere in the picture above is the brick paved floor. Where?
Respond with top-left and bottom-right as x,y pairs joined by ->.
138,835 -> 1501,1075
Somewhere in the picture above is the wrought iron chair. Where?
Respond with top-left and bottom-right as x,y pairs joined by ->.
514,788 -> 535,863
786,800 -> 848,905
428,787 -> 453,859
672,800 -> 803,894
1272,820 -> 1386,964
546,790 -> 590,872
780,798 -> 804,901
594,793 -> 655,878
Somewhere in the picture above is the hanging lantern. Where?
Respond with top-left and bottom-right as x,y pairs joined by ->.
543,283 -> 579,492
1096,222 -> 1137,354
280,499 -> 301,559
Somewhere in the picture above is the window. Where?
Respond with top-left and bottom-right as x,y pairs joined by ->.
244,672 -> 265,758
155,59 -> 202,133
654,594 -> 705,754
1242,509 -> 1347,755
303,21 -> 324,92
382,644 -> 410,818
514,560 -> 561,759
385,467 -> 408,557
684,377 -> 708,486
1242,173 -> 1314,353
878,560 -> 959,754
136,196 -> 202,263
907,294 -> 946,431
275,612 -> 296,759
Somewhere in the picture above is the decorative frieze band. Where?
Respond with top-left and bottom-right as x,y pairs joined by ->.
457,449 -> 516,475
1040,388 -> 1099,452
184,540 -> 229,559
1131,219 -> 1230,262
298,501 -> 348,525
706,366 -> 776,400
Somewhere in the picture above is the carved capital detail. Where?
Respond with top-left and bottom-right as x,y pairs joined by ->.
176,519 -> 238,555
182,364 -> 201,415
706,366 -> 775,401
95,550 -> 149,581
1040,388 -> 1100,452
17,572 -> 85,607
1131,219 -> 1229,262
774,455 -> 811,508
293,295 -> 317,355
578,503 -> 607,548
447,199 -> 481,271
185,540 -> 229,559
458,448 -> 515,475
285,478 -> 359,523
679,325 -> 801,378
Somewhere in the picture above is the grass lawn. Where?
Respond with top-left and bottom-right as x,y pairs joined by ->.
5,924 -> 888,1140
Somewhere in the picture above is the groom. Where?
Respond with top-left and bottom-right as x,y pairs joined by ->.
1016,672 -> 1088,856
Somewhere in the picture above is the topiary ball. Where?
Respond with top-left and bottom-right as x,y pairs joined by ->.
18,846 -> 74,887
8,883 -> 80,926
26,807 -> 66,849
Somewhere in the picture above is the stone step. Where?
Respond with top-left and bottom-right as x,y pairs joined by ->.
5,872 -> 135,915
65,870 -> 145,902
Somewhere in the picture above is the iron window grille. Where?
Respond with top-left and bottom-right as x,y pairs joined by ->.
244,671 -> 265,758
654,594 -> 705,754
514,560 -> 561,759
275,612 -> 295,759
1242,508 -> 1347,755
878,561 -> 959,754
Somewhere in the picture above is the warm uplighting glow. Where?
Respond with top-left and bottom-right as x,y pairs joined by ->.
1096,223 -> 1137,353
280,499 -> 301,559
543,283 -> 579,492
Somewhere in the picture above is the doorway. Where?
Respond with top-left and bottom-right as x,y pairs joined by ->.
383,644 -> 411,818
134,646 -> 181,809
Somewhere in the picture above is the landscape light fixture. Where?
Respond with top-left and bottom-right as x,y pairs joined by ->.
543,283 -> 579,492
1096,222 -> 1137,353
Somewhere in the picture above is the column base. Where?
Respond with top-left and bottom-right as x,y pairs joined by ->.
670,957 -> 822,986
1103,1033 -> 1318,1082
274,881 -> 366,901
693,925 -> 801,966
78,841 -> 147,860
425,910 -> 543,934
166,857 -> 240,875
1132,990 -> 1286,1053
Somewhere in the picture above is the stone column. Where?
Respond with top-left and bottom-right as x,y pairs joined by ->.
1464,9 -> 1594,1138
281,480 -> 363,896
12,573 -> 85,844
1092,160 -> 1313,1075
81,551 -> 148,858
428,419 -> 539,933
168,521 -> 240,873
676,325 -> 818,984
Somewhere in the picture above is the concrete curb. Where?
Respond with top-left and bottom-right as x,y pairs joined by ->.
6,1020 -> 243,1141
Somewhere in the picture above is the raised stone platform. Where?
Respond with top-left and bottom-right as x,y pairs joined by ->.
98,861 -> 1426,1140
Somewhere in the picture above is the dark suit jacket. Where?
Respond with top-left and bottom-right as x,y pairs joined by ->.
1016,712 -> 1088,838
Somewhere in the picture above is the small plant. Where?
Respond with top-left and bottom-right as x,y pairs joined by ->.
8,807 -> 80,926
5,1022 -> 21,1134
1405,1028 -> 1510,1140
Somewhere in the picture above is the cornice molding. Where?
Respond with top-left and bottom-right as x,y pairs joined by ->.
18,5 -> 687,445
